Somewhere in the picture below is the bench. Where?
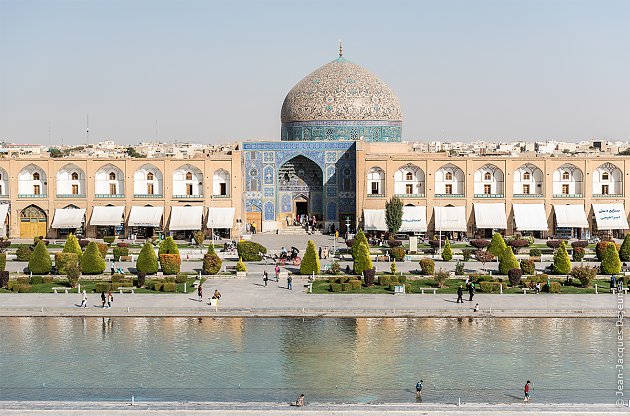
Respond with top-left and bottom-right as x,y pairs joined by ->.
611,288 -> 629,294
117,287 -> 135,294
375,255 -> 390,262
522,288 -> 536,294
51,287 -> 69,294
417,288 -> 437,295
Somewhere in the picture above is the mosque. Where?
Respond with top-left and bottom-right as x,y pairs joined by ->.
1,47 -> 629,240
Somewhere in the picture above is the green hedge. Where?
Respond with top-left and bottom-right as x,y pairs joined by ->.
420,259 -> 435,275
103,236 -> 116,245
112,247 -> 129,261
330,283 -> 342,292
341,282 -> 353,291
16,284 -> 33,293
111,273 -> 126,283
378,275 -> 391,286
350,280 -> 362,290
480,281 -> 501,293
236,241 -> 267,261
161,282 -> 176,292
389,246 -> 405,261
29,275 -> 43,285
95,282 -> 112,293
175,273 -> 188,284
42,276 -> 54,284
544,281 -> 562,293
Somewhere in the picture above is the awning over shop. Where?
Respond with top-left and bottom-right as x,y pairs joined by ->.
554,204 -> 589,228
513,204 -> 548,231
207,207 -> 235,229
363,209 -> 387,231
399,206 -> 427,232
89,206 -> 125,226
434,206 -> 467,232
0,204 -> 9,222
593,203 -> 629,230
51,208 -> 86,229
169,206 -> 203,230
474,203 -> 507,229
128,206 -> 164,227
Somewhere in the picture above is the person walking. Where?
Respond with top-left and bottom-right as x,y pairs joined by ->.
415,380 -> 423,399
524,380 -> 531,402
275,265 -> 280,282
287,274 -> 293,290
251,221 -> 256,234
101,292 -> 106,308
197,285 -> 203,302
80,290 -> 88,308
263,270 -> 268,287
111,261 -> 116,276
473,303 -> 479,312
335,230 -> 339,241
468,282 -> 475,302
456,285 -> 464,303
107,291 -> 113,308
318,246 -> 322,259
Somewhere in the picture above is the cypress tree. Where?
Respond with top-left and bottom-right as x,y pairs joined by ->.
300,240 -> 320,275
552,242 -> 572,275
620,234 -> 630,262
158,236 -> 180,255
499,246 -> 519,275
441,237 -> 453,261
28,240 -> 52,275
488,233 -> 507,257
385,195 -> 403,234
352,229 -> 369,260
601,243 -> 622,275
136,241 -> 159,275
353,242 -> 373,275
62,233 -> 83,259
81,241 -> 106,275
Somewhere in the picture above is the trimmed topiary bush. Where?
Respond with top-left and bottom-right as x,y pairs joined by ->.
546,240 -> 564,249
434,269 -> 448,288
552,242 -> 572,275
544,281 -> 561,293
329,261 -> 341,275
55,252 -> 78,275
16,245 -> 33,261
508,268 -> 522,286
570,265 -> 597,288
488,233 -> 507,257
601,243 -> 622,275
420,258 -> 435,275
341,282 -> 353,291
353,242 -> 373,275
462,249 -> 474,262
363,268 -> 376,286
529,248 -> 542,258
158,236 -> 180,256
621,234 -> 630,262
596,240 -> 620,261
112,247 -> 129,261
330,283 -> 342,292
30,275 -> 43,285
572,246 -> 585,262
0,253 -> 5,272
455,260 -> 464,275
474,249 -> 495,266
499,246 -> 519,275
62,234 -> 83,259
81,241 -> 106,275
95,242 -> 108,259
349,280 -> 362,290
236,241 -> 267,261
203,244 -> 222,275
103,236 -> 116,245
571,240 -> 589,249
379,275 -> 392,286
390,261 -> 397,275
480,281 -> 501,293
520,259 -> 536,275
507,239 -> 529,254
95,282 -> 112,292
300,240 -> 320,275
470,239 -> 490,249
162,282 -> 177,292
136,242 -> 159,275
175,273 -> 188,284
389,246 -> 405,261
193,230 -> 205,246
28,241 -> 52,275
351,229 -> 369,260
235,257 -> 247,272
387,240 -> 403,248
441,238 -> 453,261
159,254 -> 181,275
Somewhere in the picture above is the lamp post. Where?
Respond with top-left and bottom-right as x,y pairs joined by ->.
345,216 -> 351,238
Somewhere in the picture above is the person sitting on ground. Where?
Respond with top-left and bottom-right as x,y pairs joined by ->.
212,289 -> 221,300
280,246 -> 288,258
534,282 -> 541,294
296,394 -> 305,407
528,280 -> 535,289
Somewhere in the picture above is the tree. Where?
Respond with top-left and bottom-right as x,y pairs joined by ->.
235,257 -> 247,272
159,236 -> 181,274
385,195 -> 403,234
474,249 -> 495,266
193,231 -> 205,246
441,237 -> 453,261
300,240 -> 320,275
63,234 -> 83,259
353,242 -> 373,275
81,241 -> 106,275
136,241 -> 158,275
66,263 -> 81,288
351,229 -> 369,260
621,234 -> 630,262
202,244 -> 222,275
49,148 -> 63,158
488,233 -> 507,257
552,242 -> 572,275
126,147 -> 145,158
601,243 -> 622,275
499,246 -> 519,275
28,240 -> 52,274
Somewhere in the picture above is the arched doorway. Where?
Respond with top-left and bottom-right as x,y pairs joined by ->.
277,155 -> 323,224
20,205 -> 47,238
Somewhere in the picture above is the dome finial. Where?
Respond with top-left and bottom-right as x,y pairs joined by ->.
339,39 -> 343,58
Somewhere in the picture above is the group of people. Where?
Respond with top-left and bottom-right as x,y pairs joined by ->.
414,380 -> 533,402
456,278 -> 476,303
198,286 -> 222,303
265,267 -> 292,290
611,275 -> 625,293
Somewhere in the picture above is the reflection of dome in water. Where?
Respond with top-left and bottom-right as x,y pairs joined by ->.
280,49 -> 403,142
281,57 -> 402,123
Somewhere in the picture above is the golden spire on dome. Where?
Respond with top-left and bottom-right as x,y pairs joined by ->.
339,40 -> 343,58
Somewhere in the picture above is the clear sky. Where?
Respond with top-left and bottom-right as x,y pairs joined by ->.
1,0 -> 629,145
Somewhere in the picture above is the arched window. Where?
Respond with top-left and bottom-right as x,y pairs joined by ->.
562,171 -> 569,181
602,172 -> 609,181
33,172 -> 40,181
367,167 -> 385,195
405,172 -> 413,181
109,172 -> 116,181
484,172 -> 491,181
71,172 -> 79,180
445,172 -> 453,181
523,172 -> 530,180
147,172 -> 154,181
185,172 -> 193,181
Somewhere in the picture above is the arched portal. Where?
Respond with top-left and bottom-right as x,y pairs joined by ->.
277,155 -> 323,222
20,205 -> 47,238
